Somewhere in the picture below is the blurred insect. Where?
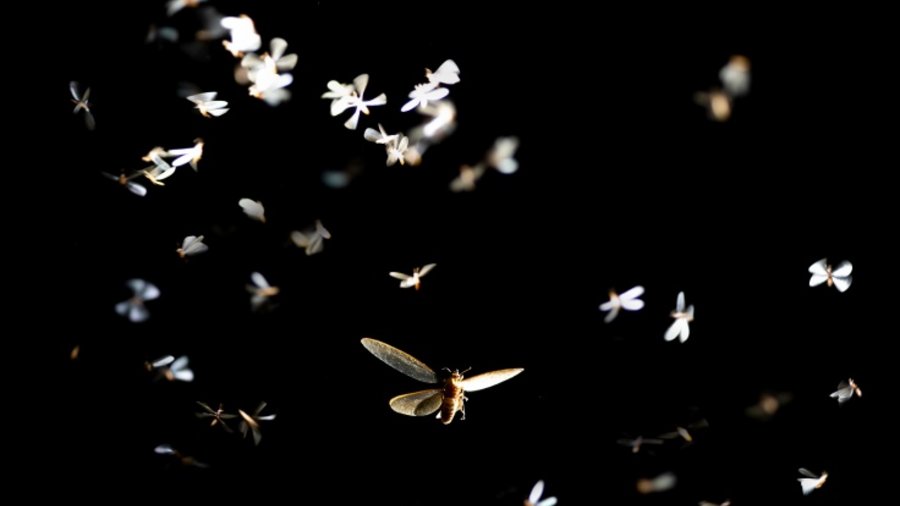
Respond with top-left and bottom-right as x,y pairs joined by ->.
425,59 -> 461,86
115,279 -> 159,323
808,258 -> 853,292
389,263 -> 437,290
665,291 -> 694,343
636,472 -> 677,494
69,81 -> 95,130
617,435 -> 664,454
363,123 -> 399,145
166,0 -> 205,16
830,378 -> 862,404
719,55 -> 751,97
327,74 -> 387,130
524,480 -> 557,506
402,82 -> 450,112
290,220 -> 331,256
486,136 -> 520,174
238,402 -> 276,446
221,14 -> 261,57
177,235 -> 208,259
746,391 -> 793,421
599,285 -> 645,323
385,135 -> 411,166
361,338 -> 523,425
247,272 -> 279,310
699,501 -> 731,506
154,444 -> 208,468
166,139 -> 204,171
450,164 -> 486,193
694,88 -> 731,122
658,418 -> 709,446
239,198 -> 266,223
196,402 -> 237,432
798,468 -> 828,495
187,92 -> 229,117
101,171 -> 147,197
145,355 -> 194,382
70,345 -> 80,360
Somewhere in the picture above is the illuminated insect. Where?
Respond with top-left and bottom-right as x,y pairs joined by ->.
695,88 -> 731,122
239,198 -> 266,223
221,14 -> 261,57
187,92 -> 229,117
389,263 -> 436,290
808,258 -> 853,292
599,285 -> 645,323
746,392 -> 793,421
327,73 -> 387,130
636,472 -> 677,494
247,272 -> 279,310
154,444 -> 208,468
101,171 -> 147,197
719,55 -> 751,97
196,402 -> 237,432
486,136 -> 520,174
238,402 -> 276,446
524,480 -> 557,506
665,291 -> 694,343
360,338 -> 523,425
450,164 -> 486,193
166,139 -> 204,171
177,235 -> 208,258
798,468 -> 828,495
617,435 -> 664,454
115,279 -> 159,322
425,59 -> 461,86
145,355 -> 194,382
290,220 -> 331,255
830,378 -> 862,404
69,81 -> 95,130
166,0 -> 206,17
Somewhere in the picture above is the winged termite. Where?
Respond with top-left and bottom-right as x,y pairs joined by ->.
101,171 -> 147,197
290,220 -> 331,255
196,402 -> 237,432
166,139 -> 204,171
145,355 -> 194,382
524,480 -> 557,506
154,444 -> 208,468
617,435 -> 664,454
808,258 -> 853,292
599,285 -> 645,323
798,468 -> 828,495
830,378 -> 862,404
665,291 -> 694,343
636,472 -> 677,494
326,74 -> 387,130
115,279 -> 159,322
239,198 -> 266,223
187,92 -> 229,117
177,235 -> 208,258
360,338 -> 523,424
402,82 -> 450,112
746,392 -> 793,420
389,263 -> 437,290
69,81 -> 95,130
238,402 -> 276,446
221,14 -> 261,57
247,272 -> 279,310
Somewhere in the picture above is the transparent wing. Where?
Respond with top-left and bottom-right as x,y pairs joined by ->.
831,261 -> 852,277
315,220 -> 331,239
418,263 -> 437,276
170,355 -> 189,371
808,259 -> 828,275
621,298 -> 644,311
141,283 -> 160,300
431,59 -> 460,84
353,74 -> 370,95
129,304 -> 149,322
388,389 -> 443,416
460,368 -> 524,392
154,444 -> 175,455
188,92 -> 217,104
360,338 -> 437,384
798,468 -> 817,478
69,81 -> 80,100
832,276 -> 852,293
114,301 -> 131,317
172,369 -> 194,382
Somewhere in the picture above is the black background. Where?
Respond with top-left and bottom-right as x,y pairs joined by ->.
45,2 -> 890,504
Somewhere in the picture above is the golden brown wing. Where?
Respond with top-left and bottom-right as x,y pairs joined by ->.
459,368 -> 524,392
389,389 -> 443,416
361,338 -> 438,384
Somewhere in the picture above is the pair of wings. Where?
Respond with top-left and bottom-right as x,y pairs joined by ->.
389,263 -> 436,284
361,338 -> 523,416
809,258 -> 852,292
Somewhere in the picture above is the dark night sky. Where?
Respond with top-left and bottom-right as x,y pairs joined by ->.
42,2 -> 892,504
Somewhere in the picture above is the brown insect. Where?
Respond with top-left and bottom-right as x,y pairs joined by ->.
361,338 -> 523,425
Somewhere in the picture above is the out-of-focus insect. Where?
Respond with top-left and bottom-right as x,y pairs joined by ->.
239,198 -> 266,223
719,55 -> 751,97
187,92 -> 229,117
524,480 -> 557,506
808,258 -> 853,292
425,59 -> 461,86
141,148 -> 176,184
798,468 -> 828,495
389,263 -> 437,290
101,171 -> 147,197
154,444 -> 208,468
617,435 -> 664,454
746,392 -> 793,421
290,220 -> 331,256
487,136 -> 520,174
177,235 -> 208,258
450,164 -> 486,193
360,338 -> 523,425
402,82 -> 450,112
699,500 -> 731,506
145,355 -> 194,382
221,14 -> 261,57
196,402 -> 237,432
247,272 -> 279,310
658,418 -> 709,446
830,378 -> 862,404
69,81 -> 95,130
115,279 -> 159,322
665,291 -> 694,343
238,402 -> 276,446
166,139 -> 204,171
385,135 -> 410,166
363,123 -> 399,146
599,285 -> 645,323
694,89 -> 731,122
166,0 -> 205,16
636,472 -> 677,494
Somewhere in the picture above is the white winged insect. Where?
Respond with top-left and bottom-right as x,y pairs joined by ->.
389,263 -> 436,290
363,123 -> 399,146
238,402 -> 276,446
101,171 -> 147,197
450,164 -> 486,193
361,338 -> 524,425
239,198 -> 266,223
636,472 -> 677,494
402,82 -> 450,113
385,135 -> 411,166
426,59 -> 461,86
166,0 -> 205,16
617,435 -> 664,454
524,480 -> 557,506
177,235 -> 208,259
187,92 -> 229,117
115,279 -> 159,322
196,402 -> 237,433
141,148 -> 177,184
166,139 -> 204,171
487,136 -> 520,174
331,74 -> 387,130
247,272 -> 279,310
599,285 -> 645,323
719,55 -> 751,98
665,291 -> 694,343
69,81 -> 95,131
154,444 -> 208,468
290,220 -> 331,256
798,468 -> 828,495
830,378 -> 862,404
145,355 -> 194,382
221,14 -> 261,57
808,258 -> 853,292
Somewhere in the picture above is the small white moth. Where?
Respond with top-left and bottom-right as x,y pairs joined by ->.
425,59 -> 461,86
166,138 -> 204,171
487,136 -> 520,174
665,291 -> 694,343
146,355 -> 194,382
239,198 -> 266,223
187,92 -> 229,117
238,402 -> 276,446
247,272 -> 279,310
808,258 -> 853,292
363,123 -> 399,146
402,82 -> 450,112
326,74 -> 387,130
177,235 -> 208,258
599,285 -> 645,323
69,81 -> 95,131
830,378 -> 862,404
389,263 -> 437,290
115,279 -> 160,323
221,14 -> 261,57
290,220 -> 331,256
524,480 -> 557,506
798,468 -> 828,495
